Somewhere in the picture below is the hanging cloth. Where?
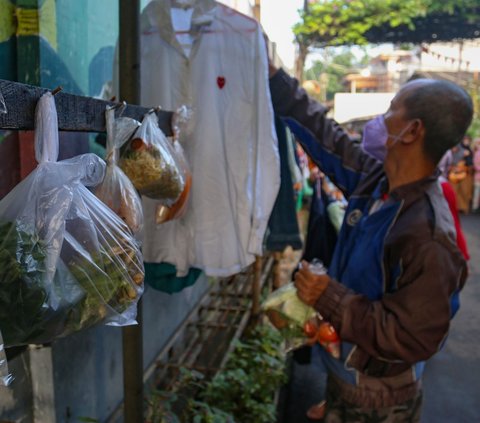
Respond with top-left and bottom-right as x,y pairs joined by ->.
265,116 -> 303,252
129,0 -> 280,279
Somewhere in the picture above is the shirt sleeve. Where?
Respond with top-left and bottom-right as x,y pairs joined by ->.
315,240 -> 467,363
269,69 -> 381,198
246,26 -> 281,256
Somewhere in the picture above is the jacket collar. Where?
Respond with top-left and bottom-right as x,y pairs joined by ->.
387,169 -> 441,208
141,0 -> 216,57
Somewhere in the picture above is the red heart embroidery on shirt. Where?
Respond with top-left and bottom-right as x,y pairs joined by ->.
217,76 -> 226,89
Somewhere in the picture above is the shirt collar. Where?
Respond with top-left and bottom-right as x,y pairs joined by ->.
142,0 -> 216,56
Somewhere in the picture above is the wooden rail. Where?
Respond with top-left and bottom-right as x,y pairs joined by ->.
0,79 -> 173,135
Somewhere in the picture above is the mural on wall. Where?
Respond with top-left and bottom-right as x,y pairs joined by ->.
0,0 -> 120,196
0,0 -> 16,81
0,0 -> 118,94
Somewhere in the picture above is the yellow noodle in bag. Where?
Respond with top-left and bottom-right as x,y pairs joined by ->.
120,110 -> 184,203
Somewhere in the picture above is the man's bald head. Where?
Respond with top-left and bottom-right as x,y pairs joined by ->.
395,78 -> 473,164
398,79 -> 473,164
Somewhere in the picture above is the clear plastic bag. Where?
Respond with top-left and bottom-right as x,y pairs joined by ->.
0,88 -> 6,114
155,106 -> 193,224
94,105 -> 144,235
0,331 -> 14,386
0,92 -> 144,351
263,281 -> 317,351
263,260 -> 340,356
119,109 -> 185,202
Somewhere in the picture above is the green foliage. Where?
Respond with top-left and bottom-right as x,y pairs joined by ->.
146,389 -> 182,423
304,48 -> 360,100
146,325 -> 287,423
201,325 -> 287,423
294,0 -> 478,48
0,220 -> 49,345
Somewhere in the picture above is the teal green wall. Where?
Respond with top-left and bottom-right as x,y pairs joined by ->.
0,0 -> 153,94
56,0 -> 119,96
0,36 -> 16,81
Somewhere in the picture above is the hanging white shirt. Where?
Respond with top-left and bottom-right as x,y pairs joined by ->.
136,0 -> 280,277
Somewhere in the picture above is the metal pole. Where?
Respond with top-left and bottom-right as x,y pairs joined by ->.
119,1 -> 143,422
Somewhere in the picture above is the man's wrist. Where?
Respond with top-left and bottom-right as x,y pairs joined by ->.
314,280 -> 351,325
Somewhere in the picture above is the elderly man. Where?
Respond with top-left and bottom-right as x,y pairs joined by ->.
268,64 -> 472,422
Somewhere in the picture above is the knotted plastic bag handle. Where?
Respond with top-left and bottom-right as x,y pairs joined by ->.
34,92 -> 59,164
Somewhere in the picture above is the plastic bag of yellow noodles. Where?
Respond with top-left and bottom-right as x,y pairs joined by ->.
119,109 -> 185,202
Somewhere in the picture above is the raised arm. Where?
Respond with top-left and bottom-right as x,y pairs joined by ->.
269,69 -> 380,198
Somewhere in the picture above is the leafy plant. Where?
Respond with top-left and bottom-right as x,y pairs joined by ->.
146,389 -> 181,423
200,325 -> 287,423
146,325 -> 287,423
294,0 -> 478,48
304,49 -> 360,101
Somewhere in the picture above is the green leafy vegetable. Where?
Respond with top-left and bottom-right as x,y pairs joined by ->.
0,219 -> 144,347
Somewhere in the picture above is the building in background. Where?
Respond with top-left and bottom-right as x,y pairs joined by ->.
343,40 -> 480,95
336,40 -> 480,125
344,50 -> 419,93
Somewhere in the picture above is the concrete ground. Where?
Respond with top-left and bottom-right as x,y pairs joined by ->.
278,214 -> 480,423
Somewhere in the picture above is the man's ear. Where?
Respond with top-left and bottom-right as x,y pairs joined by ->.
402,119 -> 424,145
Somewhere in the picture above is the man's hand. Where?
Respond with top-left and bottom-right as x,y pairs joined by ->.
294,260 -> 330,306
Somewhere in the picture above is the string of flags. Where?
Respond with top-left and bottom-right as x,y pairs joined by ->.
421,44 -> 471,69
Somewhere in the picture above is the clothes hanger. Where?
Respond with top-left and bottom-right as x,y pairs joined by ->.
143,1 -> 257,36
171,0 -> 197,10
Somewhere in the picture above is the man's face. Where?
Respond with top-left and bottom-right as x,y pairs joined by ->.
382,101 -> 408,175
383,86 -> 414,150
381,81 -> 428,175
383,80 -> 433,159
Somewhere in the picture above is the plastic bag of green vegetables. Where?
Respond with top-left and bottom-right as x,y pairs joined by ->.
0,93 -> 144,358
